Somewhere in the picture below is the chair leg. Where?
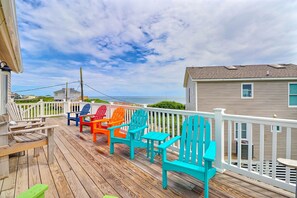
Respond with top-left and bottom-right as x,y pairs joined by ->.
162,169 -> 168,189
204,179 -> 209,198
34,147 -> 40,157
130,142 -> 134,160
110,142 -> 114,154
67,119 -> 70,126
93,133 -> 97,142
76,120 -> 78,127
80,123 -> 83,132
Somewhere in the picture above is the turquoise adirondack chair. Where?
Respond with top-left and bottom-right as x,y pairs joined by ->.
158,115 -> 216,198
67,104 -> 90,126
108,109 -> 148,159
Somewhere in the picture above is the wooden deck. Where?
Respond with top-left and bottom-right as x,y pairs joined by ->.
0,117 -> 294,198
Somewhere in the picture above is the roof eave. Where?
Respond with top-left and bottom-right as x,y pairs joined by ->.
192,77 -> 297,82
0,0 -> 23,73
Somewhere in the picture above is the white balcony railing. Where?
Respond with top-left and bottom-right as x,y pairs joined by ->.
16,100 -> 297,193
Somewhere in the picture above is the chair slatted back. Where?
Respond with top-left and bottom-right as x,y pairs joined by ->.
110,107 -> 125,123
80,104 -> 91,116
127,109 -> 148,141
93,105 -> 106,120
179,115 -> 210,166
6,102 -> 23,121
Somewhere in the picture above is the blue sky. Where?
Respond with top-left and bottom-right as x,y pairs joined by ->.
12,0 -> 297,97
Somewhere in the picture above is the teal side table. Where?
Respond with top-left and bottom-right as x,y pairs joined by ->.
142,132 -> 169,163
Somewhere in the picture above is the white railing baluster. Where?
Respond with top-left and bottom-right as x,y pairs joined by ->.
162,112 -> 165,133
237,122 -> 242,168
228,120 -> 232,165
260,124 -> 264,175
167,113 -> 170,136
285,127 -> 291,184
154,111 -> 157,131
272,126 -> 277,179
158,111 -> 161,131
247,123 -> 252,172
177,114 -> 180,148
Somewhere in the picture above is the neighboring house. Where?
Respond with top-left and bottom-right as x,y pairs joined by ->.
184,64 -> 297,159
23,95 -> 36,99
0,0 -> 22,115
54,88 -> 81,101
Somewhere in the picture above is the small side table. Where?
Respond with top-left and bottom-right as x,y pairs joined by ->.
277,158 -> 297,198
142,132 -> 169,163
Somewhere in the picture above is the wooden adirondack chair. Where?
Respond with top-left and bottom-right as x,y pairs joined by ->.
79,105 -> 107,132
92,107 -> 125,145
67,104 -> 90,126
108,109 -> 148,160
158,115 -> 216,198
0,115 -> 58,179
6,102 -> 45,123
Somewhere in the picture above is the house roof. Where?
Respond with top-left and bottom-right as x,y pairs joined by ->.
184,64 -> 297,87
0,0 -> 23,73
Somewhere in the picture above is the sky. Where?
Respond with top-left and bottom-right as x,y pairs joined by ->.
12,0 -> 297,97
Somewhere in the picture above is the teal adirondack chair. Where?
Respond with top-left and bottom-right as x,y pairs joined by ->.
158,115 -> 216,198
108,109 -> 148,159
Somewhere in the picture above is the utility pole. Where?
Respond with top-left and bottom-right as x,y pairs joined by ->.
65,81 -> 68,101
80,67 -> 84,101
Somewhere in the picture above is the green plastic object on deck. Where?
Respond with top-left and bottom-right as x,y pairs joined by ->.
103,195 -> 118,198
17,184 -> 48,198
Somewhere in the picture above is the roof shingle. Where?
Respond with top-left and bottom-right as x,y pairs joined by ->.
186,64 -> 297,80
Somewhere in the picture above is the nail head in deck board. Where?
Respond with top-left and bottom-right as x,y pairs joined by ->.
54,136 -> 105,198
43,146 -> 74,198
27,149 -> 41,187
38,148 -> 59,197
15,151 -> 28,196
54,135 -> 118,197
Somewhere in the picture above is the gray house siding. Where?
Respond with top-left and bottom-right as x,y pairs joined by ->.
195,80 -> 297,160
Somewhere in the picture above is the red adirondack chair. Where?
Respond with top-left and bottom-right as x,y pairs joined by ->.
79,105 -> 107,132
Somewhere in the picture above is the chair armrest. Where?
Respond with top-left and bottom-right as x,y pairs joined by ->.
80,114 -> 95,118
203,141 -> 216,162
158,136 -> 181,150
68,111 -> 81,114
129,125 -> 148,134
91,118 -> 110,123
108,123 -> 129,131
0,125 -> 59,136
108,119 -> 124,126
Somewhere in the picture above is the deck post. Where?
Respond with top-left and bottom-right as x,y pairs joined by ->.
39,99 -> 44,117
214,108 -> 225,172
0,116 -> 9,179
47,127 -> 55,164
109,102 -> 114,117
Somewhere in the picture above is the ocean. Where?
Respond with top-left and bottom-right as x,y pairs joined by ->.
90,96 -> 185,105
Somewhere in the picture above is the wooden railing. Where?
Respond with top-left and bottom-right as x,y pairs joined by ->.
16,100 -> 297,193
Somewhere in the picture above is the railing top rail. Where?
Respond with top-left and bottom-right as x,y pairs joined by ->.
146,107 -> 215,118
223,113 -> 297,128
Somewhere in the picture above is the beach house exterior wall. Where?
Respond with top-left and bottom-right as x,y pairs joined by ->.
184,64 -> 297,160
184,74 -> 197,111
0,0 -> 22,115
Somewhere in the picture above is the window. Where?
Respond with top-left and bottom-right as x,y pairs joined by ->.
288,83 -> 297,107
271,125 -> 281,133
234,123 -> 247,140
241,83 -> 253,98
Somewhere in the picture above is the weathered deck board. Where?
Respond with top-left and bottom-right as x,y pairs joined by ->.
0,117 -> 294,198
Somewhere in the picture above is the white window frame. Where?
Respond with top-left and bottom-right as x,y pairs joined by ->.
241,83 -> 253,99
271,125 -> 282,133
288,82 -> 297,108
234,122 -> 248,141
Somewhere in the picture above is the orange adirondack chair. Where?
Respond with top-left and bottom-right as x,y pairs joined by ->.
92,107 -> 125,145
80,105 -> 107,132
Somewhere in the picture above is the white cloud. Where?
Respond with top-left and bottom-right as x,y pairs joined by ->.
13,0 -> 297,97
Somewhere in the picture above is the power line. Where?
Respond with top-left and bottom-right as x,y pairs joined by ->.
84,83 -> 137,104
14,81 -> 80,93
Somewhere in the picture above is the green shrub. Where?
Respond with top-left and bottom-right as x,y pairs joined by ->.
148,101 -> 185,110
